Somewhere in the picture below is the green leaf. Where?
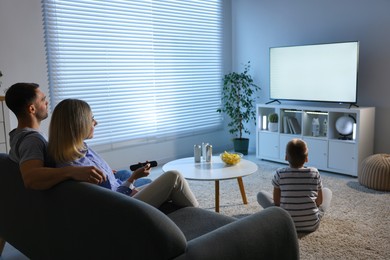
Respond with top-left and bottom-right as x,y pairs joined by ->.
218,61 -> 261,139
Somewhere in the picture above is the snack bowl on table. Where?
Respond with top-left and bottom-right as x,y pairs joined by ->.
220,151 -> 243,165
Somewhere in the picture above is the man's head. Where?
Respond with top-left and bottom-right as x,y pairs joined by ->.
285,138 -> 308,168
5,82 -> 48,121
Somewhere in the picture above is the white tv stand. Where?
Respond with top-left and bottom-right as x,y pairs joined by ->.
256,104 -> 375,176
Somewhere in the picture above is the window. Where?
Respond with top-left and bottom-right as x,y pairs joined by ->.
42,0 -> 223,147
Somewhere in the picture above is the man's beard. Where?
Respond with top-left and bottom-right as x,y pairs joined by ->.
37,111 -> 49,121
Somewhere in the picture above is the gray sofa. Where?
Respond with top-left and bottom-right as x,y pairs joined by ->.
0,153 -> 299,259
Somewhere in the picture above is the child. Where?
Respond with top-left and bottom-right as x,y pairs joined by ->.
257,138 -> 332,232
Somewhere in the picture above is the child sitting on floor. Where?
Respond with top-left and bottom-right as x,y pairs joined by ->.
257,138 -> 332,232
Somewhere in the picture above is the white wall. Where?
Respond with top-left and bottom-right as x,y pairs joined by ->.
232,0 -> 390,154
0,0 -> 50,133
0,0 -> 235,169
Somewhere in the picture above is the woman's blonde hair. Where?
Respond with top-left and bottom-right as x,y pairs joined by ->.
48,99 -> 93,164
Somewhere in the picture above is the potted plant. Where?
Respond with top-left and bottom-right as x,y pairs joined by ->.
268,113 -> 278,132
217,61 -> 260,155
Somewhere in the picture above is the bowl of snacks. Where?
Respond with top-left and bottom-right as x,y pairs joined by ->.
220,151 -> 243,165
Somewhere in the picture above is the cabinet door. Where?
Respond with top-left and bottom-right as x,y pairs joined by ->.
0,102 -> 7,152
328,141 -> 357,175
0,122 -> 5,143
0,143 -> 6,153
304,138 -> 328,169
279,135 -> 294,160
0,103 -> 3,121
258,132 -> 279,159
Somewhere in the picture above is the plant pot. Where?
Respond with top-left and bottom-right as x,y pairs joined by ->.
233,138 -> 249,155
268,122 -> 278,132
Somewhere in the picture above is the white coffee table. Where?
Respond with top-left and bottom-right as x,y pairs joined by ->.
162,156 -> 258,212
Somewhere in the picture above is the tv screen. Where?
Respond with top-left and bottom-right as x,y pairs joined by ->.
269,41 -> 359,103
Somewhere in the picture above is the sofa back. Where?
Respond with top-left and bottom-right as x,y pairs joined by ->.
0,153 -> 187,259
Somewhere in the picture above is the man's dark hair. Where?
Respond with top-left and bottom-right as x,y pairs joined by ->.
5,83 -> 40,117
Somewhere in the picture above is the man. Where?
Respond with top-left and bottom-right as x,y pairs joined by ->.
5,82 -> 106,190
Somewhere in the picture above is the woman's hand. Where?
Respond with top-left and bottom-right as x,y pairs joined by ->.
128,163 -> 151,183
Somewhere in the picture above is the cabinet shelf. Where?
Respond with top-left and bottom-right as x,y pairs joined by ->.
256,103 -> 375,176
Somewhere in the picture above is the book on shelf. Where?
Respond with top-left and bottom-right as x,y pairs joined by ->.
283,116 -> 290,134
287,118 -> 295,134
288,117 -> 301,134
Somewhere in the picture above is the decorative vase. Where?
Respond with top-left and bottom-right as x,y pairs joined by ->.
268,122 -> 278,132
233,138 -> 249,155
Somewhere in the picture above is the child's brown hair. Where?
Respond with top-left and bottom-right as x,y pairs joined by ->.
285,138 -> 308,168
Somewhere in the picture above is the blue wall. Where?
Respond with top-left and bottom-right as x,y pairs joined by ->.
232,0 -> 390,153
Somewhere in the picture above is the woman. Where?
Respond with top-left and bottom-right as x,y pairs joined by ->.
48,99 -> 199,208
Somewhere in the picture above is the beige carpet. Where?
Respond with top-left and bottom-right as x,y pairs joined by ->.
187,160 -> 390,260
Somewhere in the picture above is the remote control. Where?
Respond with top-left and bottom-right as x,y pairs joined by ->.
130,161 -> 158,171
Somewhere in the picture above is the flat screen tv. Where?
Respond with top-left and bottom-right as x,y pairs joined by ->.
269,41 -> 359,104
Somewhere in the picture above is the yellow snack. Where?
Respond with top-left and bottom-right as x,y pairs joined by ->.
220,151 -> 242,165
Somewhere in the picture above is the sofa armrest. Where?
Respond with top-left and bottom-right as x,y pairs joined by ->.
177,207 -> 299,260
43,181 -> 187,260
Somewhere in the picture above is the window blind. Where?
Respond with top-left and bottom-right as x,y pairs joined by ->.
42,0 -> 223,147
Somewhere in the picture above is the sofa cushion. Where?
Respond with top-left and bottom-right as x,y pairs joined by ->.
168,207 -> 236,241
359,153 -> 390,191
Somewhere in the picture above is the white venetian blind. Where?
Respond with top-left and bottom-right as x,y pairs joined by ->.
42,0 -> 223,146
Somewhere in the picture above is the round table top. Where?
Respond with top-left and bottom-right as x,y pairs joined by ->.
162,156 -> 258,181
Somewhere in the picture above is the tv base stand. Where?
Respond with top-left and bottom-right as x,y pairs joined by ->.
265,99 -> 281,105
